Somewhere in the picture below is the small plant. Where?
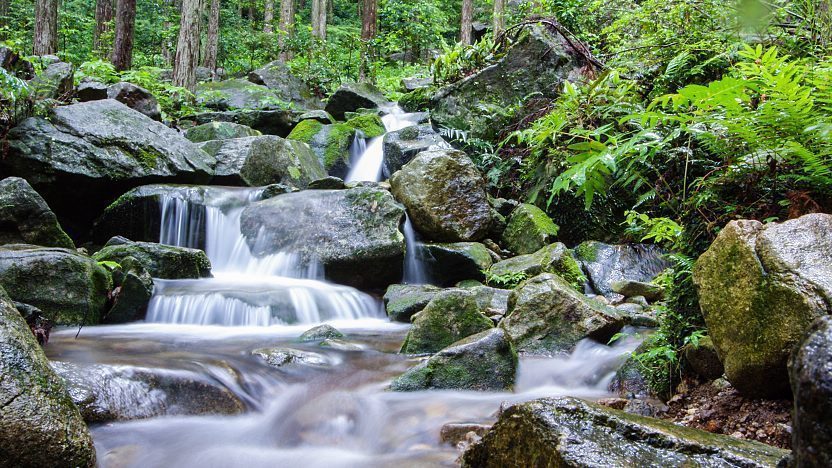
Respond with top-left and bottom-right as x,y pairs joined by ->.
484,269 -> 528,289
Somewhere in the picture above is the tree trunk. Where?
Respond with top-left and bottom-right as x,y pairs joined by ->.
460,0 -> 473,45
0,0 -> 10,35
173,0 -> 202,91
493,0 -> 505,37
33,0 -> 58,55
358,0 -> 377,82
311,0 -> 326,40
278,0 -> 295,61
111,0 -> 136,70
203,0 -> 220,73
94,0 -> 115,55
264,0 -> 274,33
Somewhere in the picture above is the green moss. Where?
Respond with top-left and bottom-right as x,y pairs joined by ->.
503,204 -> 560,255
287,119 -> 324,143
575,241 -> 600,262
346,114 -> 385,138
400,290 -> 493,354
398,87 -> 434,112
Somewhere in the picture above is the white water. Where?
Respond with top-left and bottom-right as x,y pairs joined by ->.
345,106 -> 423,183
402,215 -> 429,285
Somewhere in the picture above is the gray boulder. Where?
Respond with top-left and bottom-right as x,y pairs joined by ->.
299,324 -> 344,342
29,60 -> 74,100
197,78 -> 287,111
107,82 -> 162,121
0,287 -> 96,467
0,177 -> 74,248
420,242 -> 493,286
93,237 -> 212,280
401,76 -> 433,92
248,61 -> 324,110
390,149 -> 492,242
103,257 -> 154,324
383,283 -> 442,322
185,121 -> 262,143
488,243 -> 585,290
612,279 -> 665,302
252,347 -> 330,368
187,108 -> 305,137
575,241 -> 671,298
502,203 -> 559,255
76,79 -> 108,101
400,289 -> 493,354
325,82 -> 388,120
382,124 -> 450,179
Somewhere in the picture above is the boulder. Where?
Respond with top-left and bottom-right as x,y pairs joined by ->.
345,113 -> 386,138
683,336 -> 724,381
248,60 -> 324,110
462,397 -> 790,467
382,124 -> 451,179
431,24 -> 590,140
464,285 -> 511,317
789,316 -> 832,467
488,243 -> 584,290
694,214 -> 832,397
187,108 -> 305,137
51,361 -> 244,423
0,46 -> 35,79
383,284 -> 442,322
612,279 -> 665,302
307,176 -> 346,190
401,76 -> 433,92
103,257 -> 154,324
199,135 -> 325,187
398,87 -> 433,113
0,177 -> 74,248
252,347 -> 330,368
29,60 -> 74,100
93,237 -> 212,279
575,241 -> 671,298
420,242 -> 492,286
390,149 -> 492,242
609,346 -> 652,399
501,273 -> 624,354
185,121 -> 262,143
2,100 -> 214,236
400,289 -> 493,354
0,288 -> 96,467
391,328 -> 517,391
297,109 -> 335,124
197,78 -> 287,111
502,203 -> 559,255
325,82 -> 388,120
239,187 -> 405,289
76,79 -> 109,101
287,114 -> 385,178
299,324 -> 344,342
107,82 -> 162,121
0,245 -> 111,324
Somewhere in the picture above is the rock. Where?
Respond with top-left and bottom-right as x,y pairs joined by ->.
432,24 -> 590,140
76,79 -> 109,101
383,284 -> 442,322
104,258 -> 153,324
187,108 -> 305,137
0,287 -> 96,467
683,336 -> 725,380
502,204 -> 559,255
325,82 -> 388,120
345,113 -> 386,138
0,245 -> 111,324
400,289 -> 493,354
401,76 -> 433,92
420,242 -> 492,286
693,214 -> 832,397
29,60 -> 74,100
107,82 -> 162,121
199,135 -> 325,188
612,280 -> 665,302
625,295 -> 650,307
462,397 -> 790,467
299,324 -> 344,342
609,344 -> 652,399
286,115 -> 384,178
248,61 -> 324,110
3,100 -> 214,236
466,285 -> 511,317
239,187 -> 404,290
0,46 -> 35,79
252,347 -> 330,367
381,124 -> 450,179
185,121 -> 262,143
197,78 -> 287,111
789,316 -> 832,467
575,241 -> 671,297
51,361 -> 244,423
297,110 -> 335,124
390,149 -> 492,242
308,176 -> 346,190
501,273 -> 624,354
392,328 -> 517,391
93,237 -> 212,279
440,423 -> 491,446
0,177 -> 74,248
319,338 -> 364,351
488,243 -> 585,290
398,87 -> 433,112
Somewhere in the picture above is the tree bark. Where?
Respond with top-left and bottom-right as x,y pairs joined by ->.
358,0 -> 377,82
173,0 -> 202,91
264,0 -> 274,33
0,0 -> 10,35
111,0 -> 136,70
460,0 -> 473,45
33,0 -> 58,55
493,0 -> 505,37
311,0 -> 326,40
203,0 -> 220,73
278,0 -> 295,61
94,0 -> 115,55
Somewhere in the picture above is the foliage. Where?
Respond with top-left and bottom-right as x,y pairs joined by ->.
432,36 -> 501,85
483,268 -> 527,289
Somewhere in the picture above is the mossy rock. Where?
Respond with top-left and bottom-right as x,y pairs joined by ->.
197,78 -> 289,111
400,289 -> 494,354
574,241 -> 671,298
325,82 -> 388,120
420,242 -> 493,286
383,283 -> 442,322
185,122 -> 262,143
299,324 -> 345,342
345,113 -> 386,138
0,177 -> 75,249
287,120 -> 357,178
398,87 -> 434,113
502,203 -> 559,255
488,243 -> 584,291
93,237 -> 211,280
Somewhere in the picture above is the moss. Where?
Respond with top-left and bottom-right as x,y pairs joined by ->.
575,241 -> 600,262
398,87 -> 434,112
400,289 -> 493,354
345,114 -> 385,138
503,204 -> 560,255
323,123 -> 356,168
287,119 -> 324,143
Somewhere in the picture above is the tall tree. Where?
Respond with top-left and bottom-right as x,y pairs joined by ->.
493,0 -> 505,37
460,0 -> 473,45
94,0 -> 115,55
0,0 -> 10,35
203,0 -> 220,73
311,0 -> 327,40
173,0 -> 203,91
264,0 -> 275,33
358,0 -> 377,82
111,0 -> 137,70
33,0 -> 58,55
278,0 -> 295,61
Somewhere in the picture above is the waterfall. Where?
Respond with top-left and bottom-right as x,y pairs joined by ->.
344,106 -> 423,183
402,215 -> 429,285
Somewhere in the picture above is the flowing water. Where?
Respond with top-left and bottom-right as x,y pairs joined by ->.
345,106 -> 423,184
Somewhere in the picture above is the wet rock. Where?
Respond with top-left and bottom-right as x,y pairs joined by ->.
383,284 -> 442,322
462,397 -> 790,467
187,108 -> 305,136
0,245 -> 111,324
0,287 -> 96,467
390,149 -> 492,242
464,285 -> 511,317
2,100 -> 214,235
200,135 -> 325,188
392,328 -> 517,391
29,60 -> 74,100
197,78 -> 287,111
694,214 -> 832,397
612,280 -> 665,302
240,187 -> 405,290
299,324 -> 344,342
420,242 -> 492,286
401,77 -> 433,92
76,79 -> 109,101
488,242 -> 584,290
381,124 -> 451,179
93,237 -> 212,279
248,61 -> 324,110
789,316 -> 832,467
440,423 -> 491,446
297,109 -> 335,124
501,273 -> 624,354
104,258 -> 153,324
51,361 -> 245,423
319,338 -> 364,351
308,176 -> 346,190
400,289 -> 493,354
609,343 -> 652,399
287,115 -> 384,178
185,121 -> 262,143
0,176 -> 75,249
683,336 -> 725,380
325,82 -> 388,120
252,347 -> 330,367
107,82 -> 162,121
575,241 -> 671,298
502,204 -> 559,255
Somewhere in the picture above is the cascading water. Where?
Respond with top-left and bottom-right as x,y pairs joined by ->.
345,106 -> 423,183
402,214 -> 429,285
